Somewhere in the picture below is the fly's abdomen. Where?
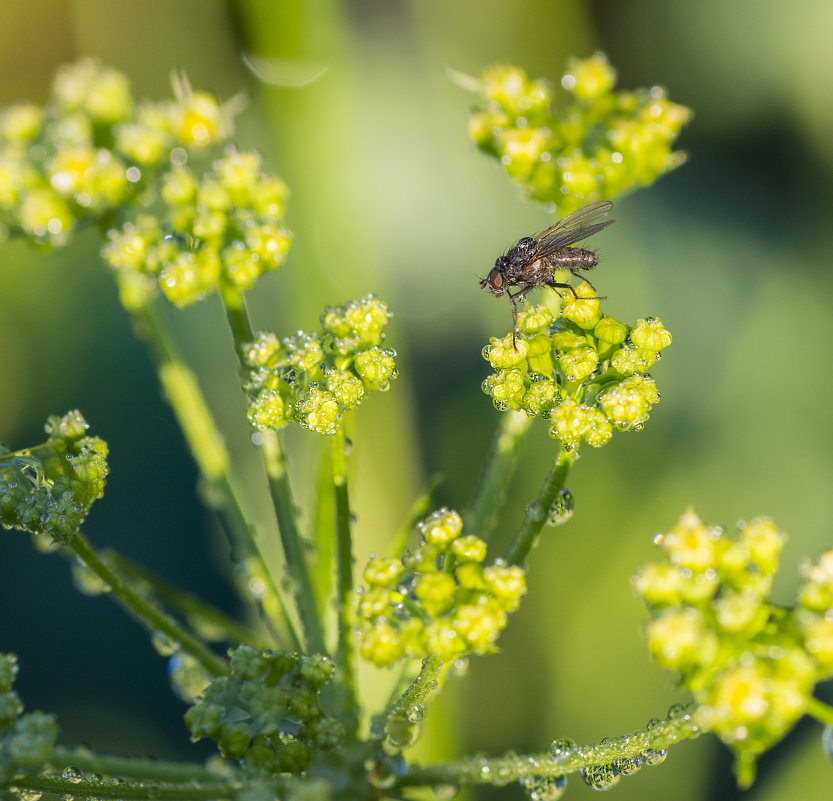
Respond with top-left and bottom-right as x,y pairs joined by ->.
549,247 -> 599,272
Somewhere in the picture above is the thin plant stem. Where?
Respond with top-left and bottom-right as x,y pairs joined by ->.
49,747 -> 233,783
807,697 -> 833,727
503,448 -> 574,566
220,284 -> 328,656
130,299 -> 301,650
70,533 -> 229,677
465,411 -> 532,541
106,551 -> 261,646
10,772 -> 238,801
331,425 -> 359,735
375,656 -> 445,740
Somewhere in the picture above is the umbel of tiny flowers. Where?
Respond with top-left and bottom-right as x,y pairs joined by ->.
466,53 -> 691,215
634,510 -> 833,787
0,58 -> 238,248
481,286 -> 671,454
358,508 -> 527,667
243,295 -> 398,436
0,410 -> 108,544
185,645 -> 344,777
102,148 -> 291,310
0,653 -> 59,785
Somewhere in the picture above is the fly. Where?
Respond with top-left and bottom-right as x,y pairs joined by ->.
480,200 -> 615,343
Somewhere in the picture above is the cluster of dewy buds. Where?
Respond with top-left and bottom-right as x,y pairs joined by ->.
0,58 -> 236,248
0,411 -> 109,544
0,653 -> 59,784
243,295 -> 397,436
634,510 -> 826,776
467,54 -> 691,215
103,148 -> 290,309
357,509 -> 527,667
185,646 -> 343,776
481,291 -> 671,453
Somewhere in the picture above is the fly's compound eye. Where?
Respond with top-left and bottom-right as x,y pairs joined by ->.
487,267 -> 504,294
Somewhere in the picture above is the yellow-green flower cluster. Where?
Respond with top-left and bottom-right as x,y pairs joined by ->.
185,645 -> 343,777
243,296 -> 397,436
103,148 -> 290,309
468,54 -> 691,215
481,288 -> 671,452
0,58 -> 235,247
0,653 -> 59,784
358,509 -> 526,667
635,510 -> 833,775
0,411 -> 108,544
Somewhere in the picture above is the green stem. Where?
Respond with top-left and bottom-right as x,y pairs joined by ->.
219,284 -> 327,656
106,551 -> 260,646
399,704 -> 701,788
49,747 -> 232,783
261,429 -> 328,655
503,449 -> 574,566
375,656 -> 445,739
10,772 -> 237,801
465,411 -> 532,541
130,299 -> 300,648
70,534 -> 228,677
807,696 -> 833,727
331,426 -> 359,735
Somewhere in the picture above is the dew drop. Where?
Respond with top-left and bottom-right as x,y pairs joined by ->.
548,738 -> 577,764
384,716 -> 422,751
71,558 -> 110,596
822,725 -> 833,764
614,755 -> 643,776
547,488 -> 574,526
13,790 -> 43,801
368,752 -> 407,789
432,783 -> 460,800
640,747 -> 667,766
580,763 -> 621,791
62,767 -> 83,783
520,775 -> 567,801
151,632 -> 178,657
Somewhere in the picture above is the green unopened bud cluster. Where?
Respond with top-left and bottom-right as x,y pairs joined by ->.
0,653 -> 59,784
0,411 -> 108,544
635,510 -> 833,775
481,289 -> 670,452
468,54 -> 691,214
0,58 -> 235,247
243,295 -> 397,435
185,645 -> 343,776
103,148 -> 291,309
358,509 -> 526,666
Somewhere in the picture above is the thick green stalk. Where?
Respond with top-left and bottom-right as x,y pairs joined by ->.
503,449 -> 574,566
465,411 -> 532,541
70,534 -> 229,677
376,656 -> 445,740
131,300 -> 300,649
220,284 -> 327,655
331,426 -> 359,734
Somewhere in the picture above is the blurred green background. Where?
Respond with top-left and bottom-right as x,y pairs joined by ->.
1,1 -> 832,799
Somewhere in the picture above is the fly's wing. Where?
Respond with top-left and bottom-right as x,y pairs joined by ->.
533,200 -> 615,257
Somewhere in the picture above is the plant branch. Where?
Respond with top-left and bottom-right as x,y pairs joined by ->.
503,448 -> 574,566
465,411 -> 532,541
70,533 -> 229,677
